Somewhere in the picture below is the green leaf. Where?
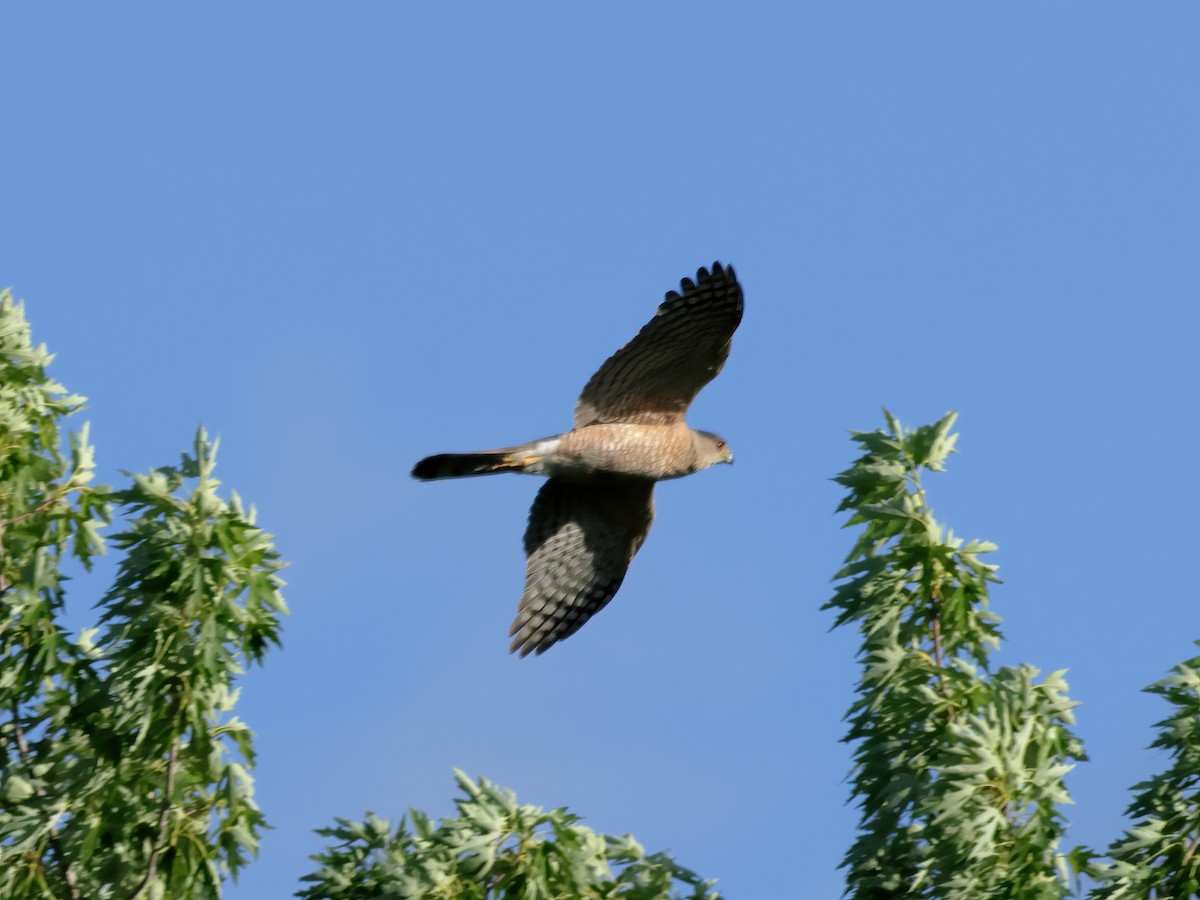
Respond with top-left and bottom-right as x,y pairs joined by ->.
3,776 -> 35,803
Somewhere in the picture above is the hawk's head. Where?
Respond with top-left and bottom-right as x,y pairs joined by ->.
692,429 -> 734,469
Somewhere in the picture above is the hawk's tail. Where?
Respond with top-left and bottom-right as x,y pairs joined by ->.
411,450 -> 527,481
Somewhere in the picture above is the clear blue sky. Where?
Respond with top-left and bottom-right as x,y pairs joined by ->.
4,4 -> 1199,896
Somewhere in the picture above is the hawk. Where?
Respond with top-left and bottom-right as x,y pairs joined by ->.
412,262 -> 743,656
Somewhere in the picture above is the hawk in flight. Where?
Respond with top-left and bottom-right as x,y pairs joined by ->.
412,262 -> 743,656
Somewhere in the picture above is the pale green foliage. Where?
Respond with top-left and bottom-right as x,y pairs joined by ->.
828,411 -> 1085,899
298,770 -> 720,900
0,291 -> 286,898
1092,648 -> 1200,898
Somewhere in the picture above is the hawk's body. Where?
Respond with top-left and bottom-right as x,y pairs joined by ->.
414,423 -> 717,483
412,262 -> 743,656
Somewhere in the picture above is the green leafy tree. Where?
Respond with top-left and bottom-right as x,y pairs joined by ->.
298,770 -> 719,900
828,411 -> 1087,899
1092,647 -> 1200,898
0,290 -> 286,898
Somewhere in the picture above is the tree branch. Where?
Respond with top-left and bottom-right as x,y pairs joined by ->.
126,739 -> 179,900
1180,833 -> 1200,869
11,702 -> 82,900
0,482 -> 73,529
928,572 -> 951,712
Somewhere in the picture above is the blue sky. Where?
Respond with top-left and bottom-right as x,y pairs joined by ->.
4,3 -> 1200,896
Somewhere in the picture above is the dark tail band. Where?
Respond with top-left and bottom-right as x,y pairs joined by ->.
411,451 -> 523,481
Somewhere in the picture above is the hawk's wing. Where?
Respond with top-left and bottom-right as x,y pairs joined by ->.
509,478 -> 655,657
573,262 -> 743,428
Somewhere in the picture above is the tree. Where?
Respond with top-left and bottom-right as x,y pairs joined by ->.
1092,646 -> 1200,897
298,770 -> 719,899
827,411 -> 1086,898
0,290 -> 284,897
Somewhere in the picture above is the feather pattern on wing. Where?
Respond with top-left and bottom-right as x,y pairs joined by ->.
509,478 -> 655,656
574,262 -> 743,428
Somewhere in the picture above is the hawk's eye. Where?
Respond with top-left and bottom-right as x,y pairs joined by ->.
716,439 -> 727,450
